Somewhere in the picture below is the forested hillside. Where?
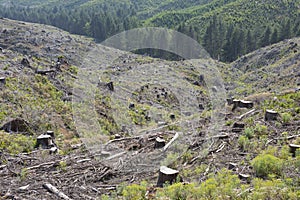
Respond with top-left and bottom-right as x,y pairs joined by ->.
0,0 -> 300,61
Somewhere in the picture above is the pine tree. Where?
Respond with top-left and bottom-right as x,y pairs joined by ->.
270,28 -> 278,44
260,26 -> 271,47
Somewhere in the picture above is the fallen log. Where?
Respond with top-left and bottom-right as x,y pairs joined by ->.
36,69 -> 56,75
43,183 -> 72,200
163,132 -> 180,151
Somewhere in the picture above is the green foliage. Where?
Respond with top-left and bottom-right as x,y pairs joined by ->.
19,168 -> 28,181
0,133 -> 36,154
57,161 -> 67,171
244,127 -> 254,139
251,153 -> 283,178
238,135 -> 250,151
1,0 -> 300,62
156,182 -> 199,200
252,178 -> 300,200
282,112 -> 292,124
121,181 -> 147,200
254,123 -> 268,135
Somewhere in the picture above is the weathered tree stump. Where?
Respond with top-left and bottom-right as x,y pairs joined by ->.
226,97 -> 234,105
154,137 -> 166,149
232,100 -> 254,111
129,102 -> 135,109
46,130 -> 55,138
169,113 -> 176,120
289,144 -> 300,157
265,109 -> 278,121
198,104 -> 204,110
107,82 -> 114,91
232,122 -> 245,132
239,173 -> 251,182
37,134 -> 53,149
114,134 -> 121,139
157,166 -> 179,187
0,77 -> 6,85
228,162 -> 238,171
21,58 -> 30,67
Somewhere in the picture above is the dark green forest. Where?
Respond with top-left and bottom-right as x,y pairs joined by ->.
0,0 -> 300,62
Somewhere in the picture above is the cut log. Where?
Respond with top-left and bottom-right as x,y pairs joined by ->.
157,166 -> 179,187
154,137 -> 166,149
36,69 -> 56,75
163,132 -> 180,151
158,121 -> 167,127
265,109 -> 278,121
43,183 -> 72,200
289,144 -> 300,157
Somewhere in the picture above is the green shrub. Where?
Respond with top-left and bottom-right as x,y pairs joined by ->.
282,112 -> 292,124
244,127 -> 254,139
0,133 -> 36,154
254,124 -> 268,135
251,153 -> 283,178
252,178 -> 299,200
238,135 -> 250,151
121,181 -> 147,200
156,182 -> 199,200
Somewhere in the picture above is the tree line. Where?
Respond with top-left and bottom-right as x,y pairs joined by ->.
1,3 -> 300,62
178,16 -> 300,62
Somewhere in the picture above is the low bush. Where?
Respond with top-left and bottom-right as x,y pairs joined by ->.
251,153 -> 283,178
0,132 -> 36,154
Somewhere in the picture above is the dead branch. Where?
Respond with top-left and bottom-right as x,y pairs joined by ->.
76,159 -> 91,163
163,132 -> 180,151
236,109 -> 256,120
266,134 -> 300,146
43,183 -> 72,200
26,161 -> 56,170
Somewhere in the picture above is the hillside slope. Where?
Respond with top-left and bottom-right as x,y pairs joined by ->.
0,18 -> 299,199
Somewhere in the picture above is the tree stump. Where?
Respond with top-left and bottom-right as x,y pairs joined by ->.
0,77 -> 6,85
157,166 -> 179,187
129,102 -> 135,109
46,130 -> 55,138
154,137 -> 166,149
21,58 -> 30,67
106,82 -> 114,91
169,113 -> 175,120
265,110 -> 278,121
226,97 -> 234,105
232,100 -> 254,111
289,144 -> 300,157
232,122 -> 245,132
239,173 -> 251,182
228,162 -> 238,171
37,134 -> 53,149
